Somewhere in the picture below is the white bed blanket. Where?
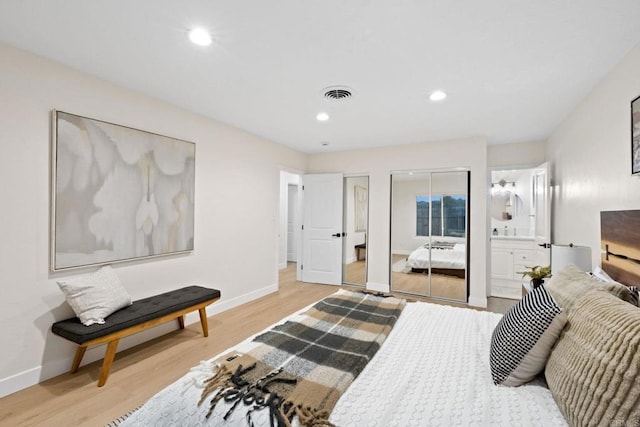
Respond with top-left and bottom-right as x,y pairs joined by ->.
330,302 -> 567,426
406,245 -> 466,270
119,300 -> 566,426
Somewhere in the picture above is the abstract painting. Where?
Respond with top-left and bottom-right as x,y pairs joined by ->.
354,185 -> 367,232
51,111 -> 195,271
632,95 -> 640,175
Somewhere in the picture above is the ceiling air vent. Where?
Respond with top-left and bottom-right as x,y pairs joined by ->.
322,86 -> 354,101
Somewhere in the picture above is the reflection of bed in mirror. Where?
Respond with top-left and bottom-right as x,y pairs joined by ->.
406,242 -> 466,278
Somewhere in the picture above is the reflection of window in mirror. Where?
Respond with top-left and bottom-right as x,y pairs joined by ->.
416,195 -> 466,237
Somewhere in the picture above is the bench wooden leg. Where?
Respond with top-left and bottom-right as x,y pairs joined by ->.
178,315 -> 185,329
71,346 -> 87,373
198,308 -> 209,337
98,339 -> 120,387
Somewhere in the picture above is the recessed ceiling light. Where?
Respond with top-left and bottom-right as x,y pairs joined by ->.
429,90 -> 447,102
189,28 -> 212,46
316,112 -> 330,122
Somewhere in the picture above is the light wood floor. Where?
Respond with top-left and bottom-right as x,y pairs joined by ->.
343,259 -> 366,286
390,254 -> 467,301
0,263 -> 514,427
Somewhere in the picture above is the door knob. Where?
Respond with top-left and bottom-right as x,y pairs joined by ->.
331,233 -> 342,237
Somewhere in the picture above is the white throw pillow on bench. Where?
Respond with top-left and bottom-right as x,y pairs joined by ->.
57,265 -> 132,326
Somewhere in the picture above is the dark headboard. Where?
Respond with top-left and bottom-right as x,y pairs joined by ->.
601,210 -> 640,287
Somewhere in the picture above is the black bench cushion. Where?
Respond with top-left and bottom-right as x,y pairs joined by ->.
52,285 -> 220,344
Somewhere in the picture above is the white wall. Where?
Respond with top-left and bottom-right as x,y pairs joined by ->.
308,137 -> 488,307
547,41 -> 640,268
488,141 -> 546,168
0,43 -> 307,397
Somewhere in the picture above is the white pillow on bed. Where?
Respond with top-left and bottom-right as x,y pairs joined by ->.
57,265 -> 132,326
592,266 -> 640,307
592,265 -> 616,283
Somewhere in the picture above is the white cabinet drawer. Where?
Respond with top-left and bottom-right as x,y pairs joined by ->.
514,250 -> 534,264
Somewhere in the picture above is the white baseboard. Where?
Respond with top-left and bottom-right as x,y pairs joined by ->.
278,262 -> 287,270
0,282 -> 278,399
366,281 -> 389,293
391,249 -> 411,256
0,367 -> 42,399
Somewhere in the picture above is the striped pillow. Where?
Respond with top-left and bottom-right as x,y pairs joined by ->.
629,286 -> 640,307
489,285 -> 567,386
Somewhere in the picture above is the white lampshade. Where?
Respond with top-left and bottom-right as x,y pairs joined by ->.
551,244 -> 592,274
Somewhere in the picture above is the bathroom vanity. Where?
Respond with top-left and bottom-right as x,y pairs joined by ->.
490,236 -> 538,299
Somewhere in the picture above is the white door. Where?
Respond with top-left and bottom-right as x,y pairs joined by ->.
302,173 -> 343,285
533,162 -> 551,265
287,184 -> 297,262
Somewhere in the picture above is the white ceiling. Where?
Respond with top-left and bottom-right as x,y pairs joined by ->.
1,1 -> 640,153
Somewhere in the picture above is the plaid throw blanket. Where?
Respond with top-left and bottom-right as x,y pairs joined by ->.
198,290 -> 406,426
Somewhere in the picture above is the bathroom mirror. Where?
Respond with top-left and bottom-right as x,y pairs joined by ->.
490,172 -> 526,222
490,169 -> 536,237
490,188 -> 523,221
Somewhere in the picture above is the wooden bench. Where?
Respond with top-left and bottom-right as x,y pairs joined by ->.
52,285 -> 221,387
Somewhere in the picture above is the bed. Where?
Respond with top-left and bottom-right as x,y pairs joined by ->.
117,290 -> 565,427
405,242 -> 466,277
112,211 -> 640,427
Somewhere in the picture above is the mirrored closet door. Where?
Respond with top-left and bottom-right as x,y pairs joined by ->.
342,176 -> 368,286
390,170 -> 469,302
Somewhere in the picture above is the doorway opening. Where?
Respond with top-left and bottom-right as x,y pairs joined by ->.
279,170 -> 302,280
489,163 -> 550,299
288,173 -> 370,287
